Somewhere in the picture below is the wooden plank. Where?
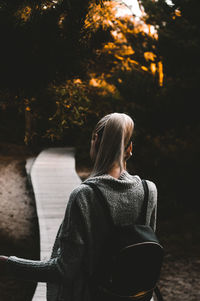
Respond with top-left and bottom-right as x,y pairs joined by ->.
27,147 -> 81,301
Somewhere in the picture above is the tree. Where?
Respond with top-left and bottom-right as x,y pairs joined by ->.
137,0 -> 200,207
0,0 -> 108,144
139,0 -> 200,127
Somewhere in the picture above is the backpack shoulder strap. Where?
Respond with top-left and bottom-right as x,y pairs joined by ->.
141,179 -> 149,225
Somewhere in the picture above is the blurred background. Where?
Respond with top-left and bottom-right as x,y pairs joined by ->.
0,0 -> 200,300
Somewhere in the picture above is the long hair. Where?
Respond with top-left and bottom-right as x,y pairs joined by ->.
91,113 -> 134,177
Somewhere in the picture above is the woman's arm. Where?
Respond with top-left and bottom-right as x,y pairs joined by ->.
4,256 -> 62,283
0,189 -> 86,284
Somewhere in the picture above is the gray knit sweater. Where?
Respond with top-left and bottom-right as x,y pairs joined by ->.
6,171 -> 157,301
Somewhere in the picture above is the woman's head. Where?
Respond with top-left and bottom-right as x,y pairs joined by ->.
90,113 -> 134,177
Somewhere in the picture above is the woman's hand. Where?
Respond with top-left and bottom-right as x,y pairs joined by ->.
0,255 -> 8,277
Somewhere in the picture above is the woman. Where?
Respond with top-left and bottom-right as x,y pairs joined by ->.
0,113 -> 157,301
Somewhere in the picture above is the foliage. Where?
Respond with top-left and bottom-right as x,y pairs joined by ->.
0,0 -> 108,94
133,0 -> 200,208
0,0 -> 112,143
1,0 -> 162,144
139,0 -> 200,126
1,0 -> 199,209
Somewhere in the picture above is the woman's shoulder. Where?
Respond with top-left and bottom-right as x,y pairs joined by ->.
68,182 -> 95,206
145,179 -> 157,208
122,172 -> 157,190
124,172 -> 157,205
145,179 -> 157,193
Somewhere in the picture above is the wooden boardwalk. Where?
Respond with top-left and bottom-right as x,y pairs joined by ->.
26,147 -> 81,301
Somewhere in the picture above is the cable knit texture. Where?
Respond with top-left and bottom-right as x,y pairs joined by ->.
6,171 -> 157,301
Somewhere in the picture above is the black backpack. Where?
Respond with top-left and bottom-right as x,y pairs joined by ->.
86,180 -> 164,301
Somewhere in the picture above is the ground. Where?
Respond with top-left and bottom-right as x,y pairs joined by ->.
0,143 -> 40,301
0,144 -> 200,300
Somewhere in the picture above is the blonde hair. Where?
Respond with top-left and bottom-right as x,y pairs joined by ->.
91,113 -> 134,177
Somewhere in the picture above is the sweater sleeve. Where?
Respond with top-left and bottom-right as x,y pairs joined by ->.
6,256 -> 62,283
6,188 -> 86,284
55,192 -> 86,282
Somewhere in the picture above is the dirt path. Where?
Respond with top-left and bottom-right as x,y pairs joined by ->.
0,145 -> 40,301
158,257 -> 200,300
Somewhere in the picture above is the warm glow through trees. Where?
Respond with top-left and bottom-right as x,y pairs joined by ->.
115,0 -> 142,18
84,1 -> 163,89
